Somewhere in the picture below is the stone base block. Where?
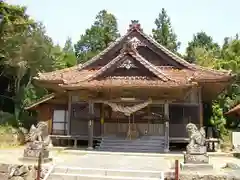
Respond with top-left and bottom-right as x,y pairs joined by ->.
180,162 -> 213,171
19,157 -> 52,163
184,153 -> 209,164
23,149 -> 49,159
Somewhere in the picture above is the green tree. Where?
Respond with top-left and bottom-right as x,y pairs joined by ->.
216,38 -> 240,124
0,2 -> 71,126
210,102 -> 227,137
192,34 -> 240,133
63,37 -> 74,53
152,8 -> 180,53
74,10 -> 120,63
62,37 -> 77,67
185,31 -> 220,63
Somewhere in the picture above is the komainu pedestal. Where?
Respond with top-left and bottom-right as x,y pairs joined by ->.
181,123 -> 213,171
21,122 -> 52,163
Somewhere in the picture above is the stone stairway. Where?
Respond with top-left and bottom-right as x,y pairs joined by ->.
47,166 -> 164,180
95,135 -> 165,153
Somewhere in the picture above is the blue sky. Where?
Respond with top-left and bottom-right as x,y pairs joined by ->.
6,0 -> 240,53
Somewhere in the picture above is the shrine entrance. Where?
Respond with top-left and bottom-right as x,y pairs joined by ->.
96,100 -> 168,152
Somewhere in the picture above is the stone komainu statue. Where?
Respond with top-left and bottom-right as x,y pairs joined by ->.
186,123 -> 206,153
24,121 -> 52,160
25,121 -> 51,147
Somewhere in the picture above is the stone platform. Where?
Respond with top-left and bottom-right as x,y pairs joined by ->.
19,157 -> 53,163
24,148 -> 50,158
184,152 -> 210,164
180,162 -> 213,171
182,151 -> 213,171
22,147 -> 52,163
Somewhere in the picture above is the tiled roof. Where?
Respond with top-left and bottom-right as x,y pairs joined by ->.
25,93 -> 55,110
84,51 -> 176,83
60,77 -> 194,90
34,23 -> 233,90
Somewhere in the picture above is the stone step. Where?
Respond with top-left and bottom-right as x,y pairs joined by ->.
96,148 -> 164,153
48,173 -> 162,180
48,166 -> 164,180
95,145 -> 164,152
97,145 -> 164,150
101,139 -> 165,143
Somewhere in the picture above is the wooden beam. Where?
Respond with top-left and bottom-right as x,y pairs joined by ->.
92,99 -> 174,104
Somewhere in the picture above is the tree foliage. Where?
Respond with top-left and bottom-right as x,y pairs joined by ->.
62,37 -> 76,67
74,10 -> 120,63
185,31 -> 220,63
0,2 -> 76,126
152,8 -> 180,53
191,34 -> 240,133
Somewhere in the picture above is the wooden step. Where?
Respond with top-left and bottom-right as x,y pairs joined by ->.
97,136 -> 166,153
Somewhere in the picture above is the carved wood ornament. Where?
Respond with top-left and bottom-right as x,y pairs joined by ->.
118,37 -> 145,70
118,59 -> 137,70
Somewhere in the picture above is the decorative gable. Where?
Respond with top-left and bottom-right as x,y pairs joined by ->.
117,59 -> 138,70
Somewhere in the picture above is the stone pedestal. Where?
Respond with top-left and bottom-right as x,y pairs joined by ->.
21,142 -> 52,163
23,149 -> 49,159
184,152 -> 209,164
181,151 -> 213,171
180,163 -> 213,171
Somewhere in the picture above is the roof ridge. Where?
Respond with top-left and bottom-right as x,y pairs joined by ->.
131,52 -> 177,82
64,53 -> 125,84
77,30 -> 133,71
137,29 -> 232,76
75,50 -> 178,83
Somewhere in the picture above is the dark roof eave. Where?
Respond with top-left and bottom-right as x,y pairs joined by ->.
25,93 -> 56,110
33,78 -> 64,84
225,104 -> 240,115
59,83 -> 195,91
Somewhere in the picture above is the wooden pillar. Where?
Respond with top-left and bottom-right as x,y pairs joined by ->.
87,102 -> 94,150
198,87 -> 203,127
147,105 -> 150,133
67,92 -> 72,135
100,103 -> 105,136
164,102 -> 170,152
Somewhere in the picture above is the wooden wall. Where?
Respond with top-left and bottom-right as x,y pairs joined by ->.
35,99 -> 200,139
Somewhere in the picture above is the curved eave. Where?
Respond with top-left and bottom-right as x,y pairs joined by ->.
33,80 -> 65,92
33,77 -> 64,84
225,104 -> 240,115
196,74 -> 234,83
59,82 -> 196,91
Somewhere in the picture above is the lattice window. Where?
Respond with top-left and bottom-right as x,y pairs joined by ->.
52,110 -> 68,135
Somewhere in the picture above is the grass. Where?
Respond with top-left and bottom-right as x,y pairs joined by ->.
0,125 -> 22,148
